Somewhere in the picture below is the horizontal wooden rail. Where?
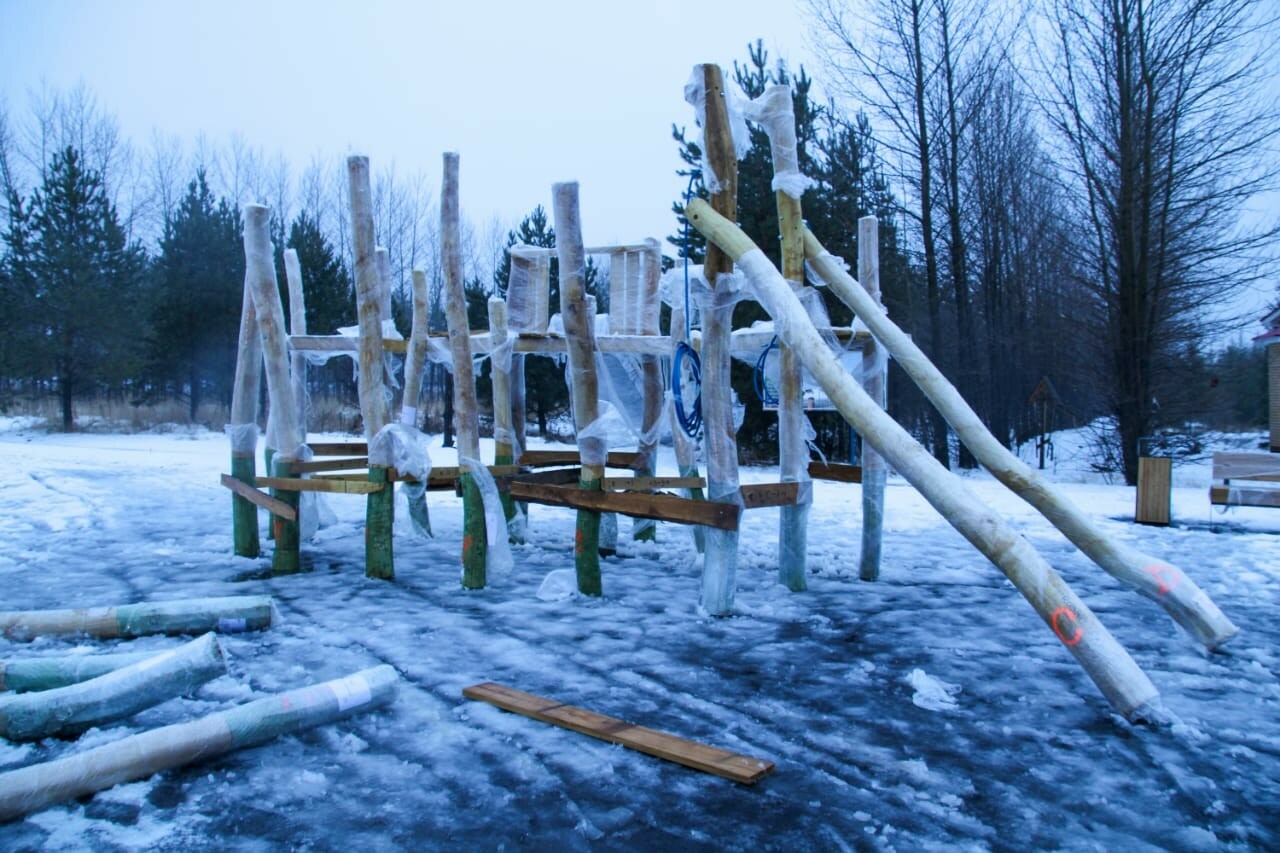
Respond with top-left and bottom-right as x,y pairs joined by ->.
808,461 -> 863,483
257,476 -> 384,495
308,442 -> 368,456
601,476 -> 706,491
287,456 -> 369,475
507,481 -> 739,530
739,482 -> 802,509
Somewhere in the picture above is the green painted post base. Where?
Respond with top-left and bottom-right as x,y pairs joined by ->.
270,459 -> 300,575
494,448 -> 523,544
575,477 -> 603,596
365,466 -> 394,579
231,453 -> 260,558
460,473 -> 487,589
264,447 -> 276,541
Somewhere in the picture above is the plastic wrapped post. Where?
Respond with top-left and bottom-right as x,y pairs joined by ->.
0,633 -> 226,742
692,63 -> 742,616
667,303 -> 706,553
0,665 -> 399,824
228,275 -> 262,559
348,155 -> 394,579
687,199 -> 1161,719
0,596 -> 275,642
399,269 -> 434,537
553,182 -> 603,596
441,153 -> 487,589
0,651 -> 157,693
802,227 -> 1238,650
460,456 -> 516,580
488,297 -> 523,542
284,249 -> 309,446
635,241 -> 665,543
857,218 -> 886,581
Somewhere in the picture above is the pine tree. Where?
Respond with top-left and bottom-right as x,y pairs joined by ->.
17,146 -> 145,429
149,170 -> 242,420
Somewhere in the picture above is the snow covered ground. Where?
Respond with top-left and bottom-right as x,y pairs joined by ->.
0,419 -> 1277,850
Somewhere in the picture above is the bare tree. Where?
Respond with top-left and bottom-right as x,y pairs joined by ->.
1039,0 -> 1280,483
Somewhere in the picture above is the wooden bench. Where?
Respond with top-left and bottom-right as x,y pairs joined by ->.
1209,452 -> 1280,508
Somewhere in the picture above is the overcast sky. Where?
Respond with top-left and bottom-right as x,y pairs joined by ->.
0,0 -> 820,250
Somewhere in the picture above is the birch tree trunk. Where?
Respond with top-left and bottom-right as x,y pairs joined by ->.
803,229 -> 1237,649
688,200 -> 1160,718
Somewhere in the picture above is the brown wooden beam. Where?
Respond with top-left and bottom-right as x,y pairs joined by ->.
219,474 -> 297,521
286,457 -> 369,475
808,461 -> 863,483
307,442 -> 368,457
507,481 -> 739,530
601,476 -> 707,491
739,482 -> 801,509
257,476 -> 384,495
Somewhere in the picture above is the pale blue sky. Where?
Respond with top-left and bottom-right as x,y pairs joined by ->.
0,0 -> 818,249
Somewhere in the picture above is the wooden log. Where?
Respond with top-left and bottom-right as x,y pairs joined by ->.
257,476 -> 384,495
507,481 -> 739,530
284,248 -> 309,440
0,596 -> 275,642
858,216 -> 886,581
554,182 -> 603,596
803,228 -> 1238,650
739,482 -> 802,509
0,665 -> 398,823
442,153 -> 487,588
229,273 -> 262,559
489,297 -> 522,541
0,651 -> 157,694
0,633 -> 226,742
689,199 -> 1161,719
348,155 -> 394,580
463,682 -> 773,785
696,63 -> 743,616
220,474 -> 298,520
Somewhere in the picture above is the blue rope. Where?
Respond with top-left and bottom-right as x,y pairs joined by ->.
753,336 -> 780,407
673,171 -> 703,438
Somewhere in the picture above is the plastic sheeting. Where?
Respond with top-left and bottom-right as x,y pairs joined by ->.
683,66 -> 751,195
459,456 -> 515,580
225,423 -> 258,455
368,424 -> 434,483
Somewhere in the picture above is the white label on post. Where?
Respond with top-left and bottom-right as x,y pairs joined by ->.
329,673 -> 373,711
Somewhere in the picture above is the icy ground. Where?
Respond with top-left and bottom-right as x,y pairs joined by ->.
0,420 -> 1277,851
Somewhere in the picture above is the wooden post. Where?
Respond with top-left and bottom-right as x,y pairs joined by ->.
489,296 -> 522,541
690,200 -> 1161,718
553,181 -> 603,596
347,155 -> 394,579
243,204 -> 303,574
858,217 -> 886,581
635,241 -> 664,542
284,249 -> 309,442
697,63 -> 742,615
229,278 -> 262,558
803,228 -> 1238,650
398,269 -> 434,536
749,83 -> 810,592
441,153 -> 487,588
1269,342 -> 1279,452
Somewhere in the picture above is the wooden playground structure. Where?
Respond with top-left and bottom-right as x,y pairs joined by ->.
220,63 -> 1239,722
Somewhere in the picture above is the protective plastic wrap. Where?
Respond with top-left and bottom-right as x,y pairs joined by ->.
0,633 -> 226,741
368,423 -> 433,483
742,85 -> 815,200
459,457 -> 515,579
1,596 -> 276,642
225,423 -> 259,455
0,665 -> 398,823
0,650 -> 156,693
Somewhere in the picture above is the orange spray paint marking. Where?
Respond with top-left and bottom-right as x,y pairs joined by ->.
1144,564 -> 1180,596
1051,606 -> 1084,646
462,534 -> 473,564
575,528 -> 584,556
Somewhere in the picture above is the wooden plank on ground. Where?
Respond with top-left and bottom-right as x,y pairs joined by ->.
1212,451 -> 1280,482
1210,485 -> 1280,508
507,481 -> 739,530
308,442 -> 368,457
808,461 -> 863,483
739,482 -> 801,509
257,476 -> 384,495
220,474 -> 297,521
463,682 -> 773,785
601,476 -> 707,491
287,457 -> 369,475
